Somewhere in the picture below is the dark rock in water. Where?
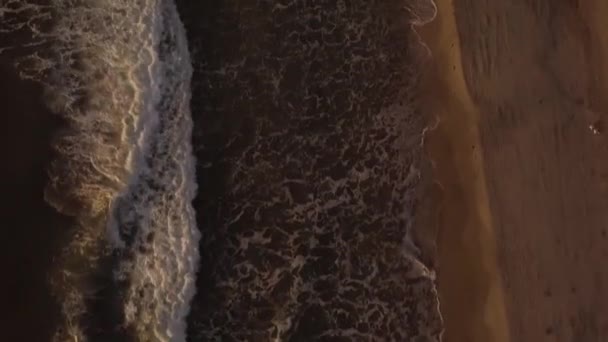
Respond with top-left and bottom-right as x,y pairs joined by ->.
176,0 -> 442,340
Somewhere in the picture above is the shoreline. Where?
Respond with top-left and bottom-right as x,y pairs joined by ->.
414,0 -> 510,341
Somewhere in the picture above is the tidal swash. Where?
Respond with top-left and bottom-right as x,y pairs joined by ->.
1,0 -> 441,341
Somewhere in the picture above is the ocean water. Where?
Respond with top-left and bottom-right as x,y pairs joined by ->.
2,0 -> 441,341
177,0 -> 441,341
2,0 -> 199,341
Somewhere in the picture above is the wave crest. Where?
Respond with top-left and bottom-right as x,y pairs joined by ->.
2,1 -> 200,341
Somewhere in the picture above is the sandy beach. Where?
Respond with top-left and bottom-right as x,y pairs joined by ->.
416,0 -> 510,341
4,0 -> 608,340
419,0 -> 608,341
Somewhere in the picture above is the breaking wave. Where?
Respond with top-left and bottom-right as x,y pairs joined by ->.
2,0 -> 200,340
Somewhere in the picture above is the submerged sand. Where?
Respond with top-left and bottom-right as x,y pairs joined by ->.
417,0 -> 608,341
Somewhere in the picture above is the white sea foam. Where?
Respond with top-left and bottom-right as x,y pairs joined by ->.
108,1 -> 201,340
1,0 -> 200,341
109,1 -> 199,341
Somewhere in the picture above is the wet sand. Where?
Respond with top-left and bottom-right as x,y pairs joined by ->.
419,0 -> 608,341
416,0 -> 510,341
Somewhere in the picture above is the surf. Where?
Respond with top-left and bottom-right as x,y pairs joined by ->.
2,0 -> 200,341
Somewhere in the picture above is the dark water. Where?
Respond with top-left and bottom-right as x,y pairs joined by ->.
0,0 -> 441,340
177,0 -> 441,341
0,50 -> 65,342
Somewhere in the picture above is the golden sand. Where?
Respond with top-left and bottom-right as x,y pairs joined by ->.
415,0 -> 510,341
416,0 -> 608,341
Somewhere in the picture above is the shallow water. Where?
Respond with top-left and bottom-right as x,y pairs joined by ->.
1,0 -> 441,340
